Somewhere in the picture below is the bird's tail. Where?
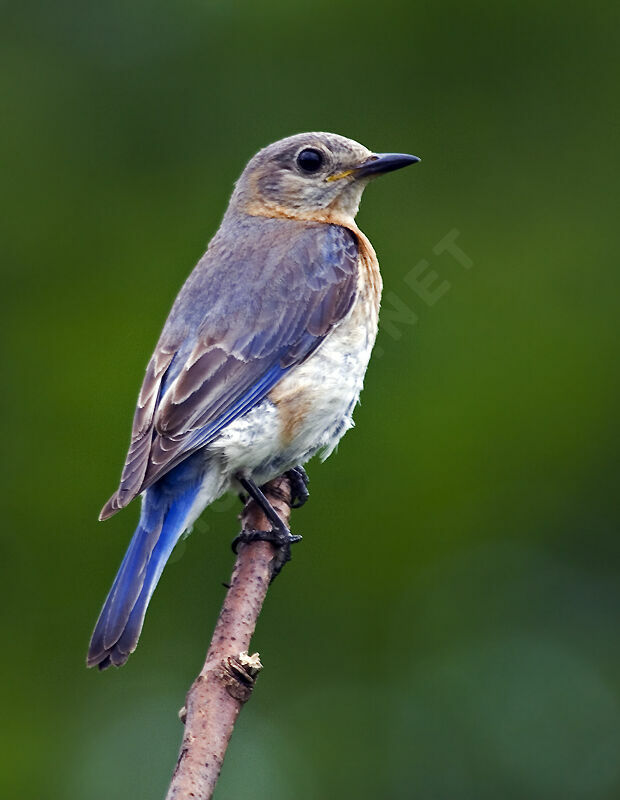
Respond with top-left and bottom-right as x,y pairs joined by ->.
87,475 -> 201,670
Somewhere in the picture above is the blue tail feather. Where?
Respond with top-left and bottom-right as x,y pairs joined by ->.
88,467 -> 201,669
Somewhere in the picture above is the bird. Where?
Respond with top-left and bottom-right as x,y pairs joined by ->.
87,132 -> 419,670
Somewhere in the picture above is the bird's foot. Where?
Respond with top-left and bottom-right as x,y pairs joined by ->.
231,528 -> 302,578
286,465 -> 310,508
233,472 -> 303,578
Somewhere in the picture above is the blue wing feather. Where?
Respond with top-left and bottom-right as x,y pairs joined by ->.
183,362 -> 289,452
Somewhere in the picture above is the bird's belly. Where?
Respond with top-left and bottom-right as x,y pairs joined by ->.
208,292 -> 378,484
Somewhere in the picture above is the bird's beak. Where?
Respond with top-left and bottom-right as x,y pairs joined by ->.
327,152 -> 420,182
354,152 -> 421,178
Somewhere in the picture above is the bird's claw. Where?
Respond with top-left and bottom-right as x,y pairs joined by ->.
231,528 -> 302,579
286,465 -> 310,508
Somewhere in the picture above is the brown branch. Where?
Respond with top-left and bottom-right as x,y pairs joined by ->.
165,475 -> 293,800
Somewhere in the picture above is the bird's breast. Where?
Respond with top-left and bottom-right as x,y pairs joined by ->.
206,227 -> 383,483
269,242 -> 381,454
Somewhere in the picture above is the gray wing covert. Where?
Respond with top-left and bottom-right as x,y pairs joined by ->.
100,218 -> 359,520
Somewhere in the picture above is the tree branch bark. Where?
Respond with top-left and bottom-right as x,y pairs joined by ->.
165,475 -> 293,800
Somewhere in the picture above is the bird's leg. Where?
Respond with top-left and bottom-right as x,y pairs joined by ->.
232,474 -> 302,577
237,475 -> 290,532
285,465 -> 310,508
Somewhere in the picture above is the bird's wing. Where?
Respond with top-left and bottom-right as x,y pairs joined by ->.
100,218 -> 359,519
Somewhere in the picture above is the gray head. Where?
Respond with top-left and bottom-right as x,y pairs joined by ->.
228,132 -> 419,224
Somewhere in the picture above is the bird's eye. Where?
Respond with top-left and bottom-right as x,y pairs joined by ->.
296,148 -> 324,173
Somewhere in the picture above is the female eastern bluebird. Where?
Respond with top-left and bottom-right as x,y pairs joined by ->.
88,132 -> 419,669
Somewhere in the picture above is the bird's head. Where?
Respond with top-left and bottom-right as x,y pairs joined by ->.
229,132 -> 419,225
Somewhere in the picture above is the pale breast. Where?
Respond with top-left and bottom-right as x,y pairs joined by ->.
269,285 -> 377,454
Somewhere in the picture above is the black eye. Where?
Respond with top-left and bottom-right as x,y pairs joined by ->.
296,148 -> 324,173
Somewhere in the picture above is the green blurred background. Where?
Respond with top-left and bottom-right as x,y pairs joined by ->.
3,1 -> 619,797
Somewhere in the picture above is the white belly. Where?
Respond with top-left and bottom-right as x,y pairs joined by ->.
206,288 -> 378,485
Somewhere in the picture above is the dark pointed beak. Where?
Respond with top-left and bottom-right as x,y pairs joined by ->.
355,152 -> 421,178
